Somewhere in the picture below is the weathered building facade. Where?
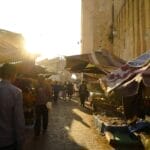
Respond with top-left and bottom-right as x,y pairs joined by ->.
113,0 -> 150,60
81,0 -> 150,60
81,0 -> 113,54
0,29 -> 38,64
0,29 -> 26,63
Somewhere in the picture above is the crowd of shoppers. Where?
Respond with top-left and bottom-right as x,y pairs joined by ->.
0,63 -> 89,149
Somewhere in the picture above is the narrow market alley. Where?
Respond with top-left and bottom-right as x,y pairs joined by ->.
23,98 -> 113,150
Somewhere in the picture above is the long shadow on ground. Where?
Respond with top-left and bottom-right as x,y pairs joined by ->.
23,98 -> 91,150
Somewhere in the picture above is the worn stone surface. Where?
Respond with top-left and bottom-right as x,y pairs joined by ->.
81,0 -> 113,53
23,98 -> 114,150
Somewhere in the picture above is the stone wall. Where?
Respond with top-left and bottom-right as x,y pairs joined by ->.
113,0 -> 150,60
81,0 -> 150,61
81,0 -> 94,53
81,0 -> 113,54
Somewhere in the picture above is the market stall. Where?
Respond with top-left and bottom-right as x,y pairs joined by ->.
101,50 -> 150,118
65,49 -> 126,74
65,49 -> 126,109
99,50 -> 150,149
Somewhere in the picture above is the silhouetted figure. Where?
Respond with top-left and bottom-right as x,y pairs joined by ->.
34,76 -> 49,136
79,81 -> 88,107
62,82 -> 67,100
66,82 -> 74,100
0,63 -> 25,150
52,81 -> 60,103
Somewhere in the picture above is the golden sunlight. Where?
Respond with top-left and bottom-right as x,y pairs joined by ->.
0,0 -> 81,59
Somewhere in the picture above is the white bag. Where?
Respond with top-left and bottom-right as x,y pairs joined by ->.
46,101 -> 52,110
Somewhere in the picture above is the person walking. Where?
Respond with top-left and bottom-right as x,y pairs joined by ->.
34,76 -> 49,136
79,81 -> 89,107
0,63 -> 25,150
52,81 -> 60,103
62,82 -> 67,101
66,82 -> 74,100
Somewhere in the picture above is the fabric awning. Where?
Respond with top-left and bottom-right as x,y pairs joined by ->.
65,49 -> 126,74
101,50 -> 150,95
15,62 -> 49,77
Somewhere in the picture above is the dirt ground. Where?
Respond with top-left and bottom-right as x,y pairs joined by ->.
23,98 -> 114,150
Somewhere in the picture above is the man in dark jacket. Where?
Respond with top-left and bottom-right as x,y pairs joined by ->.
79,81 -> 88,107
0,63 -> 25,150
66,82 -> 74,100
52,81 -> 60,103
34,76 -> 49,136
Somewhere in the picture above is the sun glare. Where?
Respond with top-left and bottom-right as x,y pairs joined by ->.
0,0 -> 81,59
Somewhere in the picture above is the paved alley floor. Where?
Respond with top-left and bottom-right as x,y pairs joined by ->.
23,98 -> 114,150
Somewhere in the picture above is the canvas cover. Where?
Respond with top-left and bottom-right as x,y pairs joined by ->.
65,49 -> 126,74
15,62 -> 48,77
101,51 -> 150,95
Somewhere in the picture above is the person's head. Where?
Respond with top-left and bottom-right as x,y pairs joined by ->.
82,80 -> 86,84
0,63 -> 16,81
38,75 -> 45,83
